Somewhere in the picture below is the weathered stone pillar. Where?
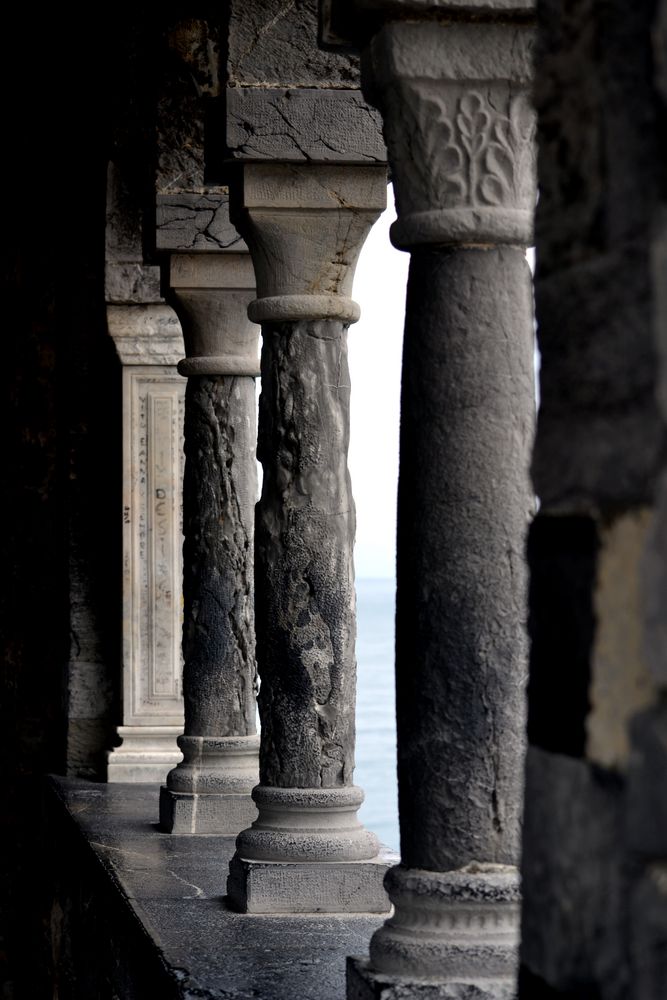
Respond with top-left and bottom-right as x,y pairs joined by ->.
159,252 -> 261,834
338,8 -> 537,997
226,162 -> 392,913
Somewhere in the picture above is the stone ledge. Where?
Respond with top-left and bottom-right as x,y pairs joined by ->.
45,775 -> 389,999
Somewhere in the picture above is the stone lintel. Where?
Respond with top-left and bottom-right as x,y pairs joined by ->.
159,788 -> 258,835
368,21 -> 534,91
347,959 -> 515,1000
227,852 -> 395,915
320,1 -> 535,53
156,191 -> 247,254
170,253 -> 256,291
226,88 -> 386,163
107,304 -> 184,367
358,0 -> 535,14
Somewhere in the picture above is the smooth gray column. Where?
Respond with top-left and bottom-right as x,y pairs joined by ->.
340,8 -> 537,998
160,253 -> 262,834
396,246 -> 532,874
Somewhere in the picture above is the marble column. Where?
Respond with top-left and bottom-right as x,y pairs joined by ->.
159,252 -> 261,834
345,10 -> 537,999
226,163 -> 393,913
106,304 -> 186,782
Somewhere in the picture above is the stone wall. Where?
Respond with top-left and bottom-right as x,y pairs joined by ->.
520,1 -> 667,996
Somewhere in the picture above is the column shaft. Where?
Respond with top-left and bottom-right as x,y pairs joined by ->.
182,374 -> 257,738
396,247 -> 532,872
256,319 -> 355,790
160,252 -> 261,835
226,162 -> 393,913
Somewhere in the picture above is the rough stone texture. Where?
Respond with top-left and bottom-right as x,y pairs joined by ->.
395,247 -> 533,872
626,705 -> 667,859
532,250 -> 663,510
255,319 -> 357,788
227,0 -> 360,88
520,747 -> 628,999
227,852 -> 393,914
519,1 -> 667,996
531,0 -> 664,510
182,375 -> 258,737
156,191 -> 247,253
630,865 -> 667,1000
348,959 -> 515,1000
587,510 -> 656,769
224,0 -> 385,165
368,865 -> 520,982
642,472 -> 667,691
226,88 -> 386,162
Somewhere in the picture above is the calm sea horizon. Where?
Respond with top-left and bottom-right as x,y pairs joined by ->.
354,577 -> 399,852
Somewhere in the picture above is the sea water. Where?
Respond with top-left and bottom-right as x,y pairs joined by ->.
354,577 -> 400,853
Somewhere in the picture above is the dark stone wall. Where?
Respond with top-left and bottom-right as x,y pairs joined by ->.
521,1 -> 667,997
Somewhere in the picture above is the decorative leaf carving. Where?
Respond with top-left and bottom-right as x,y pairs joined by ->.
393,83 -> 536,214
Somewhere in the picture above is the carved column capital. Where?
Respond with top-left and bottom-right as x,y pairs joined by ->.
234,163 -> 387,324
168,253 -> 260,377
364,20 -> 536,248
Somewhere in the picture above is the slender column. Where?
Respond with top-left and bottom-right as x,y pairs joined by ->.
226,163 -> 393,913
106,305 -> 186,782
159,252 -> 262,834
343,10 -> 537,998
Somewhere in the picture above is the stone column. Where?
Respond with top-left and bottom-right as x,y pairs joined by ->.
225,162 -> 392,913
106,304 -> 186,783
343,10 -> 537,998
159,252 -> 262,834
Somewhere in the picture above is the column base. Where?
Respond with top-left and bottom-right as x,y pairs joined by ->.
106,726 -> 183,783
160,734 -> 259,834
159,787 -> 258,835
227,850 -> 395,914
347,958 -> 515,1000
227,785 -> 393,912
364,865 -> 520,985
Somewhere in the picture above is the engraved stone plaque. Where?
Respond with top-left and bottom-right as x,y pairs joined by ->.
107,304 -> 186,783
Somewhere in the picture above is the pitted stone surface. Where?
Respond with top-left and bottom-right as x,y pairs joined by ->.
394,247 -> 533,873
254,319 -> 357,789
235,785 -> 379,863
348,959 -> 515,1000
369,865 -> 520,980
227,852 -> 394,914
227,88 -> 385,163
180,375 -> 258,737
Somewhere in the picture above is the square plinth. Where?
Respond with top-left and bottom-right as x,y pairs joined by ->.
159,787 -> 258,835
346,959 -> 516,1000
227,850 -> 396,914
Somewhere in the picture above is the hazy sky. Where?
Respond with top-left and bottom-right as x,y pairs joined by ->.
349,190 -> 408,581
